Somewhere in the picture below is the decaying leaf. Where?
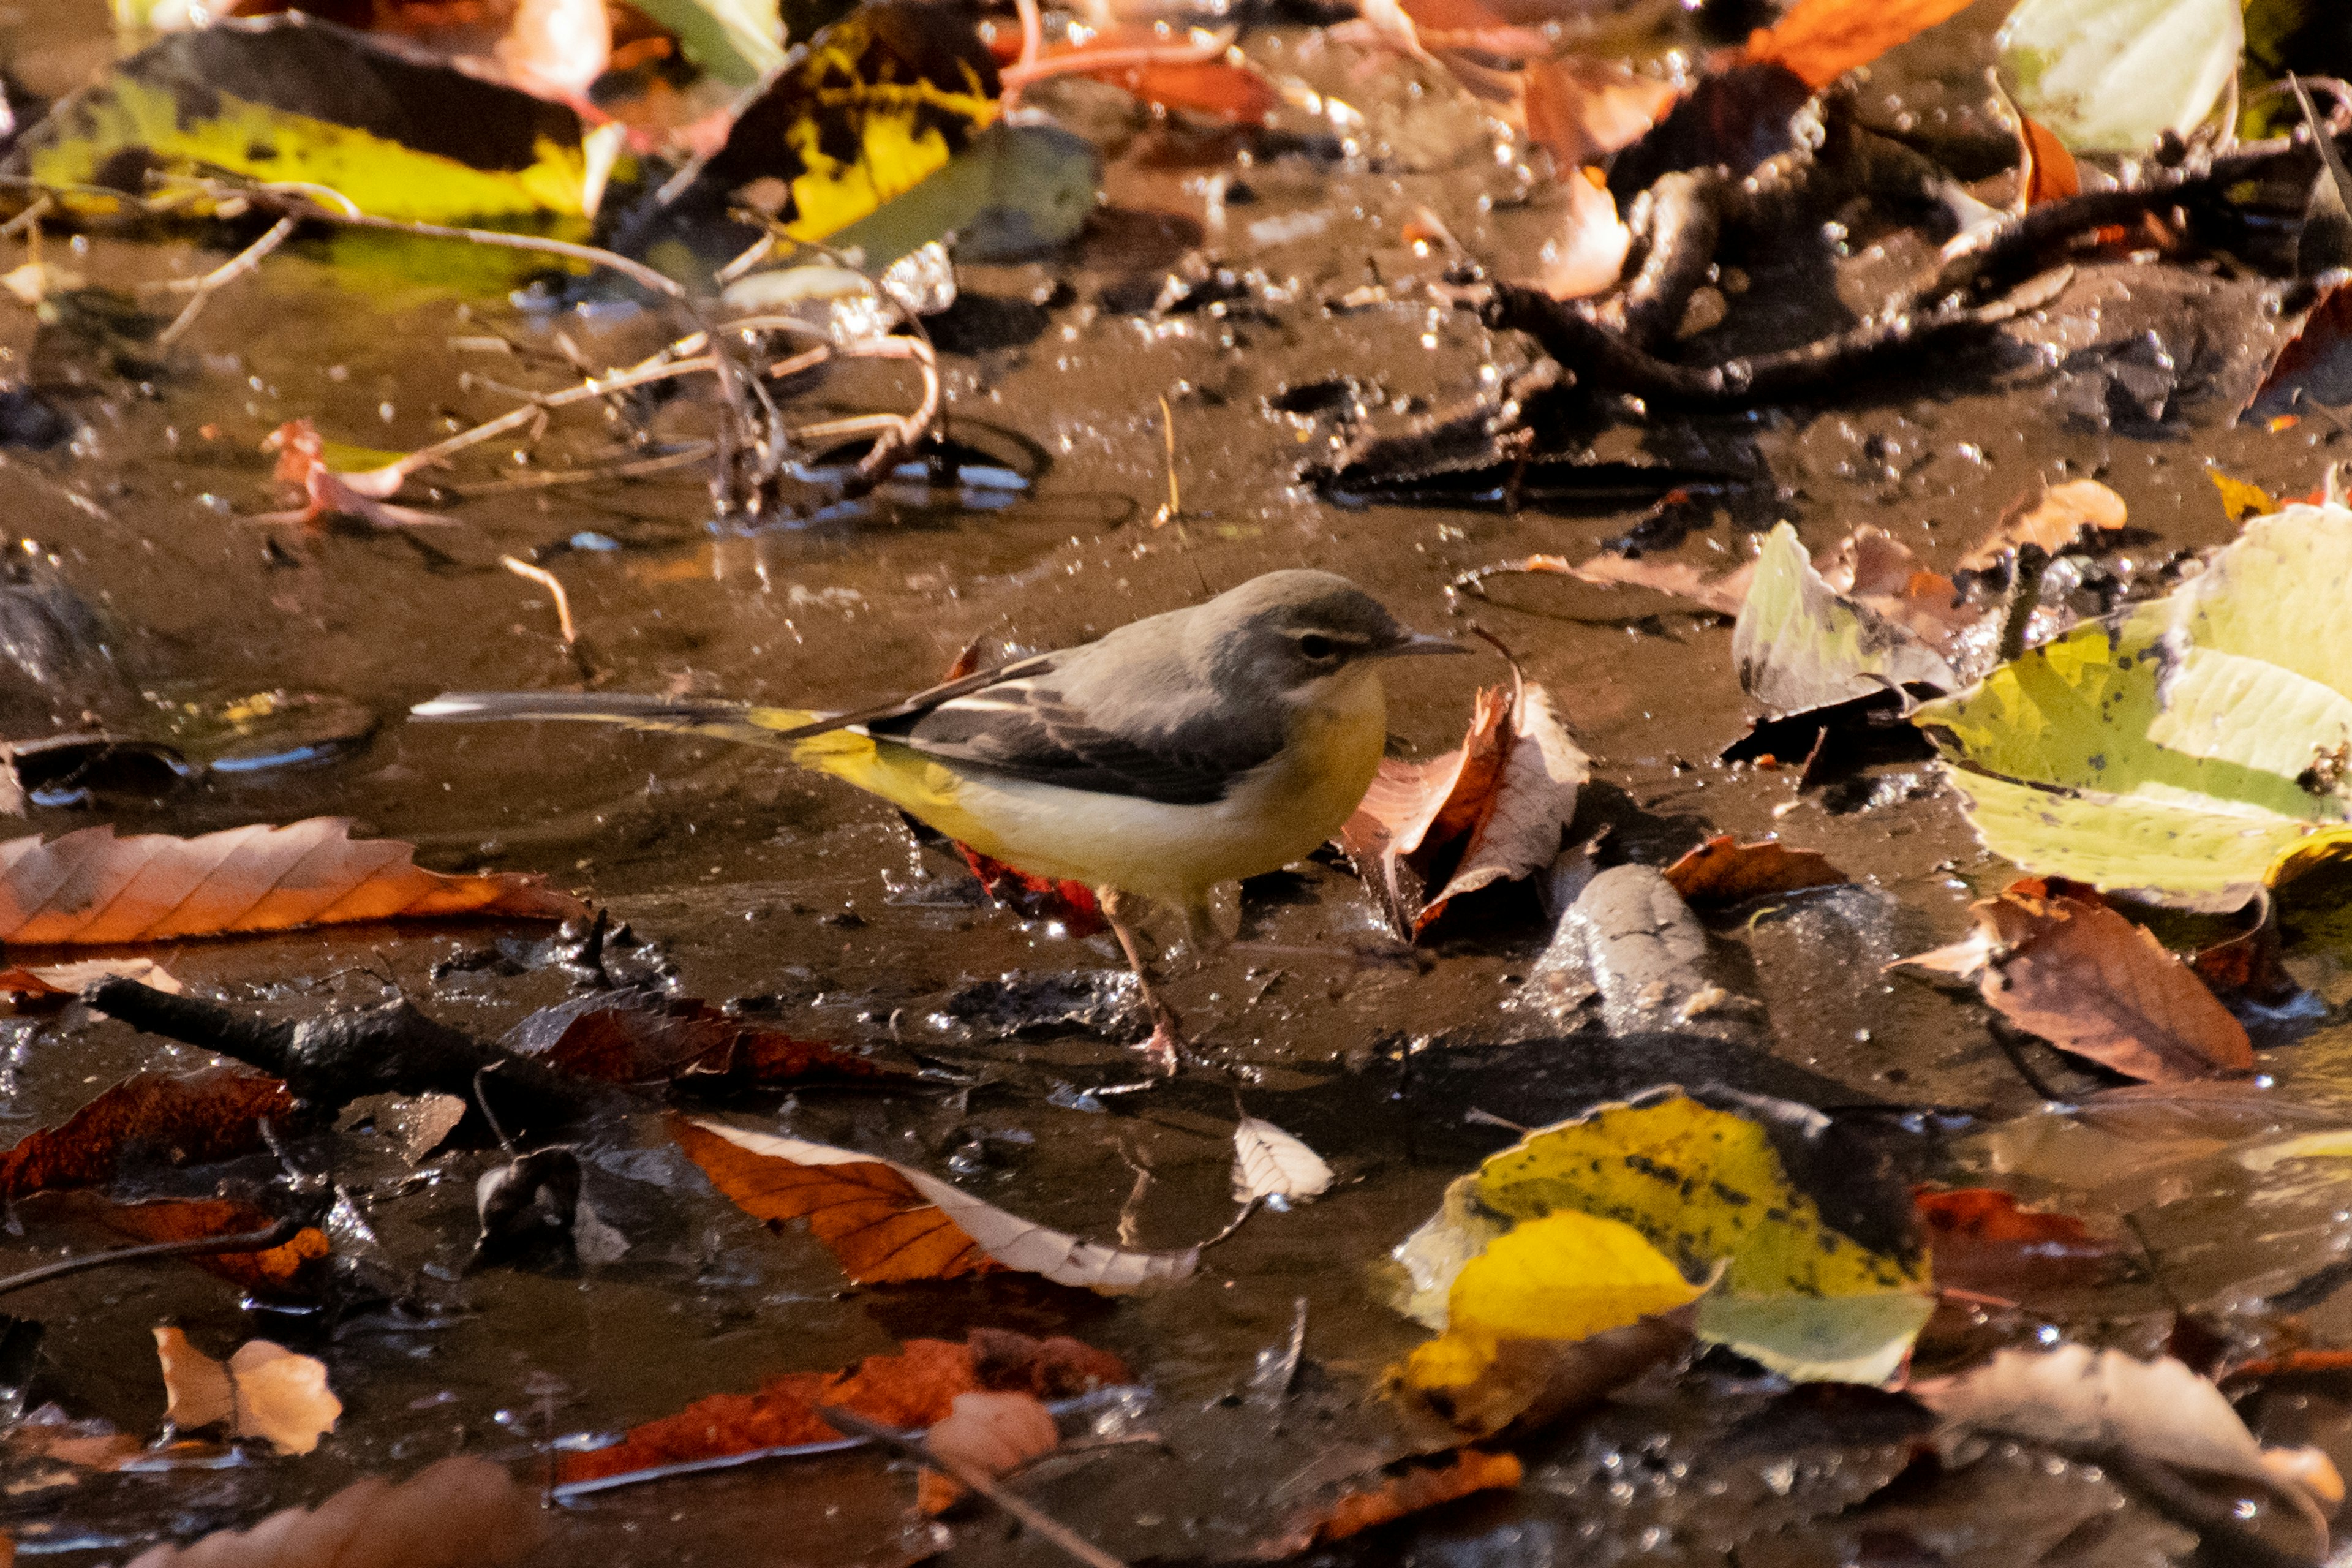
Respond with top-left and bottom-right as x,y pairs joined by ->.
0,1068 -> 294,1200
1515,56 -> 1680,172
1338,680 -> 1587,938
1660,835 -> 1847,905
42,1193 -> 329,1298
1252,1449 -> 1525,1558
1916,502 -> 2352,911
916,1389 -> 1059,1513
556,1330 -> 1127,1490
1398,1306 -> 1696,1439
251,418 -> 447,531
1485,551 -> 1754,615
1744,0 -> 1980,89
671,1118 -> 1199,1292
1957,479 -> 2128,571
0,957 -> 181,998
2245,282 -> 2352,424
2209,467 -> 2282,525
153,1328 -> 341,1455
1968,882 -> 2252,1081
506,989 -> 900,1086
2017,108 -> 2081,207
955,843 -> 1106,937
1231,1116 -> 1333,1204
1733,522 -> 1958,718
0,818 -> 582,944
1914,1186 -> 2122,1294
123,1455 -> 545,1568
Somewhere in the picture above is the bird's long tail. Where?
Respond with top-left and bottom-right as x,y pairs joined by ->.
411,692 -> 860,763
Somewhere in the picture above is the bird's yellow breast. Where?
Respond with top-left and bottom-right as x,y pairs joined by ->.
795,665 -> 1389,907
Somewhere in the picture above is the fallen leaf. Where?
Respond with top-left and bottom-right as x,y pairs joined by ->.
1913,1186 -> 2121,1293
1915,502 -> 2352,911
1536,165 -> 1631,301
1516,56 -> 1679,171
2244,282 -> 2352,424
671,1117 -> 1199,1292
1415,683 -> 1588,932
1914,1344 -> 2329,1553
1492,551 -> 1754,615
1744,0 -> 1980,88
1254,1449 -> 1524,1556
153,1328 -> 340,1455
1231,1116 -> 1334,1204
42,1193 -> 328,1298
0,957 -> 181,998
1734,522 -> 1958,718
1969,882 -> 2252,1081
2017,108 -> 2081,207
1819,527 -> 1981,655
335,1091 -> 468,1164
122,1454 -> 545,1568
1996,0 -> 2244,154
1339,686 -> 1510,935
1660,835 -> 1848,905
251,418 -> 447,531
956,844 -> 1107,937
1074,42 -> 1277,125
2209,467 -> 2282,526
0,1068 -> 294,1201
916,1389 -> 1059,1513
505,989 -> 902,1086
1957,480 -> 2129,571
0,818 -> 583,944
557,1330 -> 1127,1490
1397,1308 -> 1695,1439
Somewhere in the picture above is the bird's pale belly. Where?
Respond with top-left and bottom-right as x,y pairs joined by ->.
832,669 -> 1389,905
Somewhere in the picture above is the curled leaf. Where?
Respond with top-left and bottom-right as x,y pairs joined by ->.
1231,1117 -> 1333,1204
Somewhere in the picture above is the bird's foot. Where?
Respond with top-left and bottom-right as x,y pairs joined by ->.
1141,1018 -> 1183,1078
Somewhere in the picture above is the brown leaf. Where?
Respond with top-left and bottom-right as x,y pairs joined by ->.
1254,1449 -> 1525,1557
1661,835 -> 1847,905
1913,1186 -> 2120,1294
0,819 -> 584,945
122,1455 -> 545,1568
1742,0 -> 1979,89
1504,551 -> 1753,616
0,958 -> 181,998
1416,684 -> 1588,932
669,1117 -> 1199,1291
1975,886 -> 2253,1082
1396,1311 -> 1696,1440
917,1389 -> 1060,1513
2019,111 -> 2080,208
956,844 -> 1107,937
556,1330 -> 1128,1490
1517,56 -> 1679,171
1340,686 -> 1513,933
1958,480 -> 2128,571
1819,527 -> 1979,652
2245,280 -> 2352,424
153,1328 -> 341,1454
0,1068 -> 294,1201
510,991 -> 902,1085
254,419 -> 448,532
40,1193 -> 329,1298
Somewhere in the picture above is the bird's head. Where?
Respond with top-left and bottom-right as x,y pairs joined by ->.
1194,569 -> 1466,696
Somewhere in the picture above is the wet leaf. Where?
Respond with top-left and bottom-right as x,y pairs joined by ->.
2245,283 -> 2352,424
1996,0 -> 2244,154
507,989 -> 902,1085
1743,0 -> 1980,89
1957,479 -> 2128,571
153,1328 -> 340,1455
1733,522 -> 1958,718
1253,1449 -> 1525,1558
2018,109 -> 2081,207
671,1117 -> 1199,1292
1914,1186 -> 2122,1293
2210,468 -> 2282,526
0,1068 -> 293,1200
0,957 -> 181,998
7,14 -> 626,224
1694,1289 -> 1935,1385
1397,1308 -> 1695,1439
1914,502 -> 2352,911
0,818 -> 583,944
121,1455 -> 543,1568
916,1389 -> 1058,1513
1966,882 -> 2252,1080
954,843 -> 1106,937
1488,551 -> 1754,615
252,418 -> 447,531
47,1193 -> 329,1298
1516,56 -> 1679,172
1231,1116 -> 1333,1204
1062,33 -> 1277,124
1536,167 -> 1630,302
1660,835 -> 1848,905
821,121 -> 1100,270
1417,684 -> 1587,930
556,1330 -> 1128,1489
629,0 -> 785,87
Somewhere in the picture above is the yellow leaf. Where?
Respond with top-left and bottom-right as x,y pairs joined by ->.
2208,467 -> 2279,526
1449,1210 -> 1699,1343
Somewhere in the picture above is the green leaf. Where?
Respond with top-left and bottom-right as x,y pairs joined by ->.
1730,522 -> 1956,716
1916,502 -> 2352,911
1695,1290 -> 1935,1385
627,0 -> 786,88
1996,0 -> 2243,154
7,15 -> 622,226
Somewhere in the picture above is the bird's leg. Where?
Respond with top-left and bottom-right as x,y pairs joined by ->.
1096,886 -> 1182,1076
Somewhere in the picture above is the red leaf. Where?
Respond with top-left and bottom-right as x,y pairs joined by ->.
956,844 -> 1107,937
0,1068 -> 295,1200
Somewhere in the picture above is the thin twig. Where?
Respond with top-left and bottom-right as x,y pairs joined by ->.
0,1217 -> 302,1298
814,1405 -> 1131,1568
0,194 -> 51,240
1152,393 -> 1180,527
453,443 -> 717,496
501,554 -> 578,644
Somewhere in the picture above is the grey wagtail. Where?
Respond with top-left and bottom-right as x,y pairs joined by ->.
413,569 -> 1465,1066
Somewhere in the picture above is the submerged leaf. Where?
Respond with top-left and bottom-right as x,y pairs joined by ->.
0,1068 -> 293,1200
1231,1117 -> 1333,1204
1660,835 -> 1847,905
1253,1449 -> 1525,1557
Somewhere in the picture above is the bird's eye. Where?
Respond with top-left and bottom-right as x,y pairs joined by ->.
1298,634 -> 1338,660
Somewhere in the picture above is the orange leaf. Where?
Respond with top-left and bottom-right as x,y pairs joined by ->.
1973,889 -> 2252,1082
918,1389 -> 1059,1513
1088,58 -> 1277,124
1661,835 -> 1847,904
955,844 -> 1107,937
1958,480 -> 2127,571
1914,1186 -> 2120,1292
1507,551 -> 1753,615
671,1115 -> 998,1284
45,1193 -> 328,1298
0,957 -> 181,998
0,818 -> 584,945
0,1068 -> 294,1200
1339,687 -> 1513,933
511,992 -> 900,1085
557,1330 -> 1128,1490
1257,1449 -> 1524,1556
1743,0 -> 1978,89
257,418 -> 448,532
1518,56 -> 1679,172
2019,111 -> 2080,208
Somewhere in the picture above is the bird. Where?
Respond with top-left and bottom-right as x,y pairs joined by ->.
412,569 -> 1466,1068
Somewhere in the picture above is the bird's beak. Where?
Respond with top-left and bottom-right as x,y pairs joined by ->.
1376,630 -> 1472,658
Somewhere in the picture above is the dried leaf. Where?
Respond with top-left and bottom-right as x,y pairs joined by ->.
123,1455 -> 545,1568
1339,685 -> 1512,934
153,1329 -> 340,1455
1660,835 -> 1847,905
1958,480 -> 2128,571
0,1068 -> 294,1201
507,990 -> 900,1085
1819,527 -> 1979,652
1254,1449 -> 1524,1557
254,419 -> 447,531
1517,56 -> 1679,171
0,818 -> 583,944
0,957 -> 181,997
1974,884 -> 2253,1081
1417,684 -> 1589,932
1231,1116 -> 1334,1204
557,1330 -> 1127,1489
1744,0 -> 1980,89
671,1117 -> 1199,1292
44,1193 -> 328,1298
1501,551 -> 1753,615
918,1389 -> 1059,1513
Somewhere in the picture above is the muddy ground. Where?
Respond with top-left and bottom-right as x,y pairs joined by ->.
3,0 -> 2352,1562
